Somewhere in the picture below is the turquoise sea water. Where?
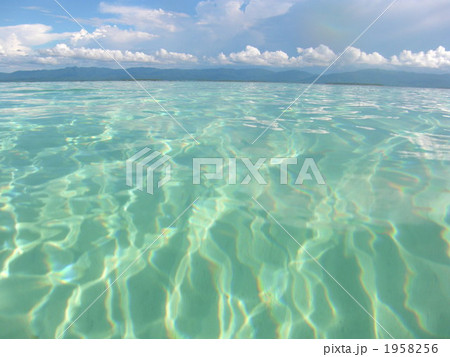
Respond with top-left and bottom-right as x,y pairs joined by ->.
0,81 -> 449,338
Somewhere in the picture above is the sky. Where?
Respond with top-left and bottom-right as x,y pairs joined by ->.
0,0 -> 449,72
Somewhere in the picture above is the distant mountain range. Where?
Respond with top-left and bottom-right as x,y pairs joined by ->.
0,67 -> 449,89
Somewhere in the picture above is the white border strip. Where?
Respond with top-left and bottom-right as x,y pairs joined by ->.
3,340 -> 448,355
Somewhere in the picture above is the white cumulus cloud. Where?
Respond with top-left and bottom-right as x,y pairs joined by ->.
216,45 -> 390,67
0,33 -> 30,57
214,45 -> 450,69
99,2 -> 188,32
342,47 -> 388,66
70,26 -> 157,46
0,24 -> 71,47
391,46 -> 450,69
294,45 -> 337,66
0,24 -> 73,58
155,49 -> 198,63
41,44 -> 197,65
221,45 -> 290,66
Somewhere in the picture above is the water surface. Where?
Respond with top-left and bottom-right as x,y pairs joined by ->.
0,81 -> 449,338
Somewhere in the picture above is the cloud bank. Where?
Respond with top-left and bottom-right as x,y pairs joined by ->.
2,31 -> 450,69
41,44 -> 197,65
212,45 -> 449,69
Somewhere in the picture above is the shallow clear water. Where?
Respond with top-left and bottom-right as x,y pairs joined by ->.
0,81 -> 449,338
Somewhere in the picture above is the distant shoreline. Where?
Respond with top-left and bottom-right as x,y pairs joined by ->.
0,67 -> 449,89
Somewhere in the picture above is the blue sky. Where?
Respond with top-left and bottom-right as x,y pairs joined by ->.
0,0 -> 449,72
